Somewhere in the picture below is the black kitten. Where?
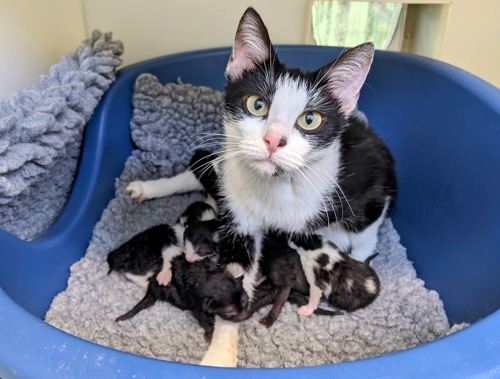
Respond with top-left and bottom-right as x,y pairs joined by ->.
184,218 -> 222,263
116,254 -> 249,342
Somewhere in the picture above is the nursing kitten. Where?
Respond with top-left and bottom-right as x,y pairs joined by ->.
116,253 -> 249,342
126,8 -> 396,302
184,218 -> 221,263
293,237 -> 380,316
107,200 -> 217,287
248,234 -> 342,327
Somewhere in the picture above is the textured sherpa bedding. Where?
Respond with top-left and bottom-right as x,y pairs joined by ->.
45,73 -> 464,368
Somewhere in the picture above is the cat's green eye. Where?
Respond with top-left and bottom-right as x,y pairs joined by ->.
297,111 -> 323,131
245,95 -> 269,117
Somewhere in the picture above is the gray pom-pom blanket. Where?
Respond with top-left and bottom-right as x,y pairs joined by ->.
0,31 -> 123,240
45,73 -> 465,367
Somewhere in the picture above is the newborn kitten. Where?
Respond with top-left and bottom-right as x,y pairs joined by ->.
248,234 -> 342,327
184,218 -> 221,263
107,200 -> 217,287
157,201 -> 218,284
293,236 -> 380,316
107,224 -> 173,288
116,253 -> 249,342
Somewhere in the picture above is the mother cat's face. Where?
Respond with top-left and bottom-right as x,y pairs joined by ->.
221,8 -> 373,178
224,66 -> 344,177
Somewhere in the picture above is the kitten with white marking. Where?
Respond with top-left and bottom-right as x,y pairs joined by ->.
248,233 -> 343,328
107,200 -> 217,287
156,201 -> 218,285
107,223 -> 173,288
292,236 -> 380,316
184,218 -> 221,263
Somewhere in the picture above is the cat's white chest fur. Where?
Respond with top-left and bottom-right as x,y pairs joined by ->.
221,143 -> 341,235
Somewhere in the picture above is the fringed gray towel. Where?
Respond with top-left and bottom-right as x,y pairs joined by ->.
46,74 -> 459,367
0,31 -> 123,240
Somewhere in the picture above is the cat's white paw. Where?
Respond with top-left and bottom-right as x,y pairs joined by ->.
126,181 -> 147,203
156,269 -> 172,286
298,305 -> 314,317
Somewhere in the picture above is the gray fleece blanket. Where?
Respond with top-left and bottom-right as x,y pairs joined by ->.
0,31 -> 123,240
45,74 -> 461,368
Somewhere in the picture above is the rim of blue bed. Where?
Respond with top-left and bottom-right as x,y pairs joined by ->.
1,46 -> 499,378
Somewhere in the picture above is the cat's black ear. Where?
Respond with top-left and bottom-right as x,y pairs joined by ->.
319,43 -> 374,115
226,7 -> 276,81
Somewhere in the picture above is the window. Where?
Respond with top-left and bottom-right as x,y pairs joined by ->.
311,1 -> 405,50
309,0 -> 450,59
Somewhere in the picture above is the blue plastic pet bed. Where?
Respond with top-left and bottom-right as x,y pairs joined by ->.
1,44 -> 499,378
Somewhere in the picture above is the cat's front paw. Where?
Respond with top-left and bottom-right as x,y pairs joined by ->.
156,269 -> 172,286
298,305 -> 315,317
259,314 -> 277,328
126,181 -> 147,203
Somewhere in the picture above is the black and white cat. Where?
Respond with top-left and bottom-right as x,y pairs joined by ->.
127,8 -> 396,303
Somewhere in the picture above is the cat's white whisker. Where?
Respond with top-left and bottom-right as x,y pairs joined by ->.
304,155 -> 355,219
295,165 -> 335,228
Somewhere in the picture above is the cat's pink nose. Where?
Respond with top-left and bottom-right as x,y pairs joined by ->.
264,132 -> 287,155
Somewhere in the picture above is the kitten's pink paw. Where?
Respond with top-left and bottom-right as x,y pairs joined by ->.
156,269 -> 172,286
298,305 -> 314,317
126,181 -> 146,203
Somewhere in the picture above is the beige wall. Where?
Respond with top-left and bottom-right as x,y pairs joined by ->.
440,0 -> 500,87
0,0 -> 86,99
0,0 -> 498,100
81,0 -> 311,67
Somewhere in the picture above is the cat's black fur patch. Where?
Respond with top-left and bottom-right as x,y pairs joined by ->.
216,218 -> 256,270
189,150 -> 221,200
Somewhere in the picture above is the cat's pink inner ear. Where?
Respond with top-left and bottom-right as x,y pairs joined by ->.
226,41 -> 259,81
325,43 -> 374,115
225,8 -> 273,81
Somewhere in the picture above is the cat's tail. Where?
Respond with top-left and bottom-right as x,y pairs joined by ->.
314,308 -> 343,316
365,252 -> 379,265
